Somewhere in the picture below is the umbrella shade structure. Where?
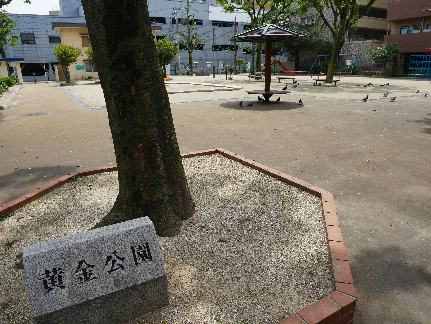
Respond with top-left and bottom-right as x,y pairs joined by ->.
230,24 -> 311,102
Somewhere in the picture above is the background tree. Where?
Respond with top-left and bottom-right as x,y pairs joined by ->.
178,0 -> 204,75
81,0 -> 195,236
298,0 -> 376,80
0,1 -> 31,58
85,46 -> 94,66
216,0 -> 295,73
0,10 -> 18,58
369,43 -> 401,73
53,44 -> 82,83
155,38 -> 178,77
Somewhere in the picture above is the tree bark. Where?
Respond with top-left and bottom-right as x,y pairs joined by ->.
327,35 -> 344,80
81,0 -> 195,236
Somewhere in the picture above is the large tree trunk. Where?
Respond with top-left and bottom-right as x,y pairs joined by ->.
81,0 -> 195,237
256,43 -> 262,72
327,34 -> 345,80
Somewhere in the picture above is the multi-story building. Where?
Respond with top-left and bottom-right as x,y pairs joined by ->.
6,0 -> 268,80
384,0 -> 431,66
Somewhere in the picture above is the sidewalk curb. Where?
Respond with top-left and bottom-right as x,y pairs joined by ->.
0,84 -> 22,110
0,149 -> 356,324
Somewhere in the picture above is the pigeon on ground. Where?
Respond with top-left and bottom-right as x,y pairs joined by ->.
390,97 -> 396,102
363,84 -> 368,88
362,95 -> 368,102
282,85 -> 287,91
368,82 -> 373,86
386,83 -> 389,85
380,84 -> 385,86
239,101 -> 243,107
258,96 -> 263,102
415,90 -> 419,93
425,92 -> 428,97
246,103 -> 253,106
292,84 -> 298,88
276,97 -> 281,102
299,99 -> 303,105
383,92 -> 389,97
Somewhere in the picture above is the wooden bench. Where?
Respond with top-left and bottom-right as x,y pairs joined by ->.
276,76 -> 296,83
248,72 -> 264,81
314,78 -> 340,86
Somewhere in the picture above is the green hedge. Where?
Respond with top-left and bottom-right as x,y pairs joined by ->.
0,76 -> 19,95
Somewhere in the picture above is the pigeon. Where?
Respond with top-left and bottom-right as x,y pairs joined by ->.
246,103 -> 253,106
368,82 -> 373,86
386,83 -> 389,85
390,97 -> 396,102
362,95 -> 368,102
292,84 -> 298,88
276,97 -> 281,102
239,101 -> 243,107
425,92 -> 428,97
363,84 -> 368,88
299,99 -> 303,105
380,84 -> 385,86
383,92 -> 389,97
282,85 -> 287,91
415,90 -> 419,93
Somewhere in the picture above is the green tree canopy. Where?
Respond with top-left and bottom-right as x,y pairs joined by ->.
298,0 -> 377,79
0,9 -> 19,57
370,43 -> 401,72
155,38 -> 178,77
53,44 -> 82,83
85,46 -> 95,66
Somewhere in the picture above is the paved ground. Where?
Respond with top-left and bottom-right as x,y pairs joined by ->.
1,77 -> 431,323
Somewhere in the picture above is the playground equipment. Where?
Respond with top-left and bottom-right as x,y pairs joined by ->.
307,53 -> 364,77
408,48 -> 431,80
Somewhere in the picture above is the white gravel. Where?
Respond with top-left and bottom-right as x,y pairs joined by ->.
0,154 -> 334,324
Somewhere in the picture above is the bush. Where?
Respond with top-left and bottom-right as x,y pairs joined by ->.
0,76 -> 19,95
175,71 -> 180,75
340,65 -> 360,74
241,66 -> 248,73
87,76 -> 93,80
181,70 -> 186,75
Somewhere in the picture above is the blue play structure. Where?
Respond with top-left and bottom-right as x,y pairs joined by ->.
408,49 -> 431,80
307,53 -> 365,77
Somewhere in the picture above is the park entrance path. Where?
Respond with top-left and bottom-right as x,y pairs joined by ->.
0,83 -> 115,206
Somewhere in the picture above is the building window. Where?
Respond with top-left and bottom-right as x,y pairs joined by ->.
49,36 -> 61,44
85,62 -> 97,73
212,21 -> 236,28
426,24 -> 431,30
150,17 -> 166,24
21,33 -> 36,44
212,44 -> 238,51
400,25 -> 416,34
300,16 -> 315,25
172,18 -> 203,25
81,35 -> 90,47
180,43 -> 204,50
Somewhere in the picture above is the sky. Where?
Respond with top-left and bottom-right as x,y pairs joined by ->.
4,0 -> 60,15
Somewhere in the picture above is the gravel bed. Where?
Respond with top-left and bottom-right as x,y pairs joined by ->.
0,154 -> 334,324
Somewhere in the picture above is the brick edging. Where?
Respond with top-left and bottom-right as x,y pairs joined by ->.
0,148 -> 356,324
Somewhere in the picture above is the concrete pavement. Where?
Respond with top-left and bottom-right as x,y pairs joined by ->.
1,81 -> 430,323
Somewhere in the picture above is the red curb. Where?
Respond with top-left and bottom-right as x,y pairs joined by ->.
324,212 -> 340,227
333,310 -> 354,324
0,206 -> 11,217
326,225 -> 344,242
332,260 -> 354,284
1,148 -> 355,324
335,283 -> 357,298
328,291 -> 356,316
297,297 -> 341,324
328,241 -> 349,261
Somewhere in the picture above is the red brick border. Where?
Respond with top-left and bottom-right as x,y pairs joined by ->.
0,149 -> 355,324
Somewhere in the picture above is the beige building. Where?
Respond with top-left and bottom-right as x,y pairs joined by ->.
52,23 -> 162,81
52,22 -> 98,81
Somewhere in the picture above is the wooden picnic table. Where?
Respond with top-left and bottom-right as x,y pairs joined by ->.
276,76 -> 296,83
313,78 -> 340,86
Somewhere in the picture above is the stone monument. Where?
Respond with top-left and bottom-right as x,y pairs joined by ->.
23,216 -> 168,324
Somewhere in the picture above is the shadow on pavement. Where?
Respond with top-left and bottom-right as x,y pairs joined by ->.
219,100 -> 304,111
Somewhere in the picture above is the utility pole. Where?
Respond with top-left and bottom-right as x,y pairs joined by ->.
212,25 -> 215,78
